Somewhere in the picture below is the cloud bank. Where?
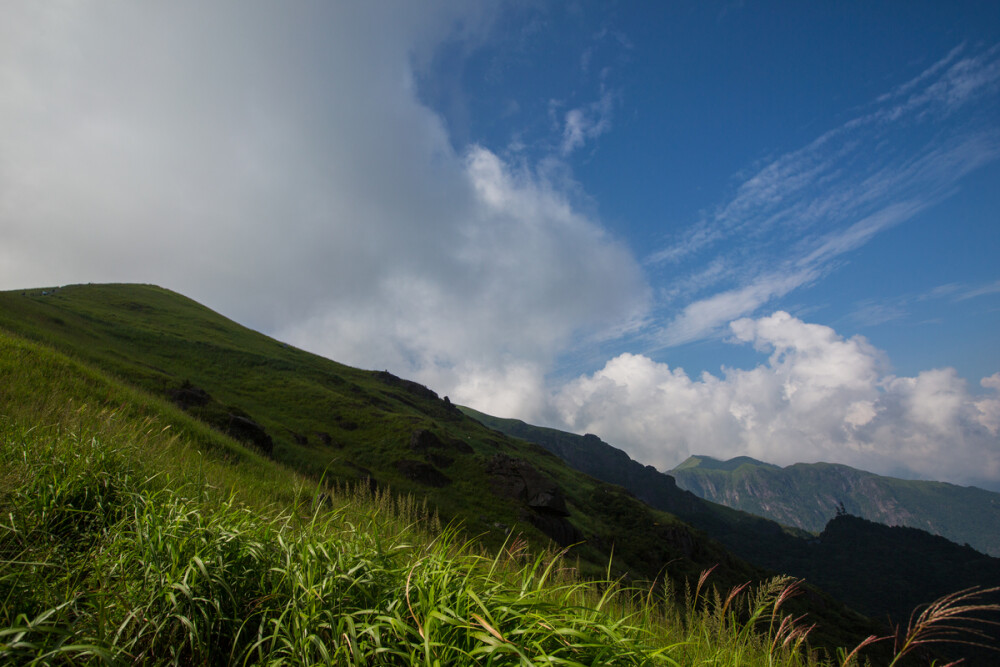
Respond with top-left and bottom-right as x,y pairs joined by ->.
554,311 -> 1000,490
0,2 -> 647,416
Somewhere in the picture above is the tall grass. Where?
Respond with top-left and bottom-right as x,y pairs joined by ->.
0,419 -> 786,665
0,399 -> 818,665
2,333 -> 997,665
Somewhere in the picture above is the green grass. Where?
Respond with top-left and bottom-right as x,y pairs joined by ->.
0,331 -> 838,666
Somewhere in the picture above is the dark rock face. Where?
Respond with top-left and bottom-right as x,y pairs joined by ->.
427,453 -> 454,469
374,371 -> 463,418
524,511 -> 583,547
375,371 -> 441,401
226,415 -> 274,455
169,381 -> 211,409
336,418 -> 359,431
409,429 -> 474,456
409,428 -> 445,452
316,431 -> 333,446
485,454 -> 582,546
395,459 -> 451,488
486,454 -> 569,516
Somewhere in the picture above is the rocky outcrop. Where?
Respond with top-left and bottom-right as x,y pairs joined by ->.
168,381 -> 211,409
523,511 -> 583,547
409,428 -> 474,459
374,371 -> 463,418
486,454 -> 569,516
226,415 -> 274,455
395,459 -> 451,488
485,454 -> 581,546
408,428 -> 474,468
167,381 -> 273,456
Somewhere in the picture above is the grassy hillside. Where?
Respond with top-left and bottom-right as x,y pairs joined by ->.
671,455 -> 1000,556
1,329 -> 842,665
4,282 -> 994,663
0,284 -> 736,584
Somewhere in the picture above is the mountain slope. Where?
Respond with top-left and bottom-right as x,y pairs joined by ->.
465,408 -> 1000,633
0,285 -> 777,588
671,455 -> 1000,556
4,324 -> 844,665
1,283 -> 910,654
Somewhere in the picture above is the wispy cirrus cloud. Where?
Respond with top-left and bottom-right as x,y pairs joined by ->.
847,278 -> 1000,327
646,43 -> 1000,347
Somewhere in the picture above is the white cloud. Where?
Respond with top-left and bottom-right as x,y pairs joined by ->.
555,312 -> 1000,490
560,91 -> 614,156
0,2 -> 648,410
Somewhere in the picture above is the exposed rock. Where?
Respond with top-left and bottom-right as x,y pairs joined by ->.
409,428 -> 445,452
427,453 -> 454,469
336,418 -> 359,431
395,459 -> 451,488
485,454 -> 569,516
226,414 -> 274,455
409,428 -> 474,456
375,371 -> 441,401
316,431 -> 333,446
169,381 -> 211,409
524,510 -> 583,547
291,432 -> 308,446
375,371 -> 462,417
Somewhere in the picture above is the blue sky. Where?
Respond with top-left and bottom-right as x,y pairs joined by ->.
2,2 -> 998,488
420,2 -> 1000,382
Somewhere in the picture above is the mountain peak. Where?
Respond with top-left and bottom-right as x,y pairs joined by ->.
674,454 -> 777,472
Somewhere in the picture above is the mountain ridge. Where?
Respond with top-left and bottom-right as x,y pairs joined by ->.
671,454 -> 1000,556
464,407 -> 1000,631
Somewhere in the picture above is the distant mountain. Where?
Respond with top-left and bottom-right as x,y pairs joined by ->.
671,455 -> 1000,557
465,408 -> 1000,634
798,513 -> 1000,631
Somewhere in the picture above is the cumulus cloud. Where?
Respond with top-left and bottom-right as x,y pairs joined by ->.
555,312 -> 1000,490
0,2 -> 648,408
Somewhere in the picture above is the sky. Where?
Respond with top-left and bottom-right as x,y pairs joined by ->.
2,1 -> 999,489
